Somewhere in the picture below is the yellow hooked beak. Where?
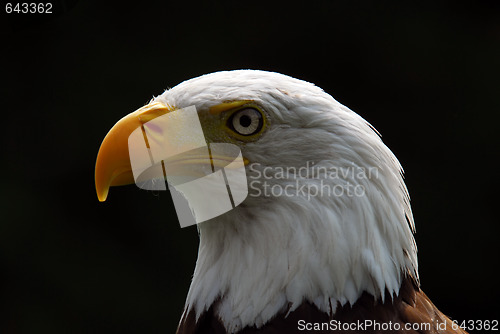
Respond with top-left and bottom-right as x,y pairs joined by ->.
95,101 -> 173,202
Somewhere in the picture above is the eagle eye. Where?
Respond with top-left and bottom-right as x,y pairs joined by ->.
227,108 -> 263,136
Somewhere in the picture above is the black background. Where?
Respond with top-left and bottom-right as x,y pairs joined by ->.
2,1 -> 499,333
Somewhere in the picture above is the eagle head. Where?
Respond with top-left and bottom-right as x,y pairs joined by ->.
96,70 -> 419,333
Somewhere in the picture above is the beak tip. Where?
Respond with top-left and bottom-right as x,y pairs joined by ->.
96,188 -> 109,202
95,177 -> 110,202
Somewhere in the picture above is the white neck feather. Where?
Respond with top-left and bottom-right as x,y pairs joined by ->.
182,156 -> 418,333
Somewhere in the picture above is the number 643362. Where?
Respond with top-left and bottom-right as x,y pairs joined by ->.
5,3 -> 53,14
452,319 -> 498,331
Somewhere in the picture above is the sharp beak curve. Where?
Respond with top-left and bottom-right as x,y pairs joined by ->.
95,101 -> 172,202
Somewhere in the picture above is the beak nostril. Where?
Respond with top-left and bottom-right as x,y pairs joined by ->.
138,101 -> 173,123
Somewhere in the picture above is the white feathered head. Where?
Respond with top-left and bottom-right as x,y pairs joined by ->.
96,70 -> 418,332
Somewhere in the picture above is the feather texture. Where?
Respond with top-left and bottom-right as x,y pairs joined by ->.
178,276 -> 467,334
150,70 -> 457,333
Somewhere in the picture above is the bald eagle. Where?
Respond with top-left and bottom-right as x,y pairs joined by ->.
95,70 -> 467,334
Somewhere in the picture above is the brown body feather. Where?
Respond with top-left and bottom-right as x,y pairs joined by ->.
177,276 -> 467,334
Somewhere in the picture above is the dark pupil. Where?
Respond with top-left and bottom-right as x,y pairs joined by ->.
239,115 -> 252,127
